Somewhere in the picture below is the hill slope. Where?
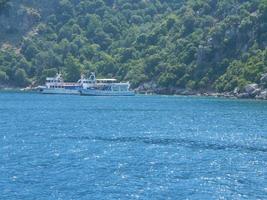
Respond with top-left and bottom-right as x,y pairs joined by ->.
0,0 -> 267,95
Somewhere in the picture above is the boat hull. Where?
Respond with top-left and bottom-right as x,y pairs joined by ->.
80,89 -> 135,96
41,88 -> 80,95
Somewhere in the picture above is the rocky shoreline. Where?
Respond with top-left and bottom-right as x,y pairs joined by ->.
135,87 -> 267,100
135,74 -> 267,100
1,87 -> 266,100
1,79 -> 267,100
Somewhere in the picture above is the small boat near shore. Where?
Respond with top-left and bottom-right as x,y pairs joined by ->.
37,72 -> 135,96
38,74 -> 81,95
79,73 -> 135,96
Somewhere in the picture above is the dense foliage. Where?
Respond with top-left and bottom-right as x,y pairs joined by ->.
0,0 -> 267,92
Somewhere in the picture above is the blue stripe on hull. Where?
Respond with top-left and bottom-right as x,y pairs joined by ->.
41,88 -> 80,95
80,89 -> 135,96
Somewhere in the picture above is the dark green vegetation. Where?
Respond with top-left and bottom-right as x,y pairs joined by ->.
0,0 -> 267,92
0,0 -> 9,6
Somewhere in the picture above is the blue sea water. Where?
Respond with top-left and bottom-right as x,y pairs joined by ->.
0,92 -> 267,200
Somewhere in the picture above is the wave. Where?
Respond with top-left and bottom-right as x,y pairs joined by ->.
51,135 -> 267,153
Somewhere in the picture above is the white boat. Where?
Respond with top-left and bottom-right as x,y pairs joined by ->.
39,74 -> 81,95
79,73 -> 135,96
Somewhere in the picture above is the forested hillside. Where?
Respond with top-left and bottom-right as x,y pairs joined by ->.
0,0 -> 267,94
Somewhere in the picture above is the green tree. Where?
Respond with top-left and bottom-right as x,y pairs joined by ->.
0,71 -> 9,84
64,55 -> 82,82
14,68 -> 30,87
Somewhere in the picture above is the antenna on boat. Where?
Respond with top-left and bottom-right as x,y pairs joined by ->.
90,72 -> 96,82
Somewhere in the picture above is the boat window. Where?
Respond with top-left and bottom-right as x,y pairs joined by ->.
112,86 -> 119,91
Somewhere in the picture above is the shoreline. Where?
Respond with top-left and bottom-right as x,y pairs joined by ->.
136,88 -> 267,100
1,87 -> 267,101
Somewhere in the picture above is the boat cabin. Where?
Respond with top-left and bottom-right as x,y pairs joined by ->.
45,74 -> 63,88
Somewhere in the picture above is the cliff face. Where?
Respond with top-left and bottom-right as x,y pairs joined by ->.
0,0 -> 56,45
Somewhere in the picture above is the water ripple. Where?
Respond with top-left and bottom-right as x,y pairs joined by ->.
51,135 -> 267,153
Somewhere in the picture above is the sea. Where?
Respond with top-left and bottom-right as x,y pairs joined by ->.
0,92 -> 266,200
